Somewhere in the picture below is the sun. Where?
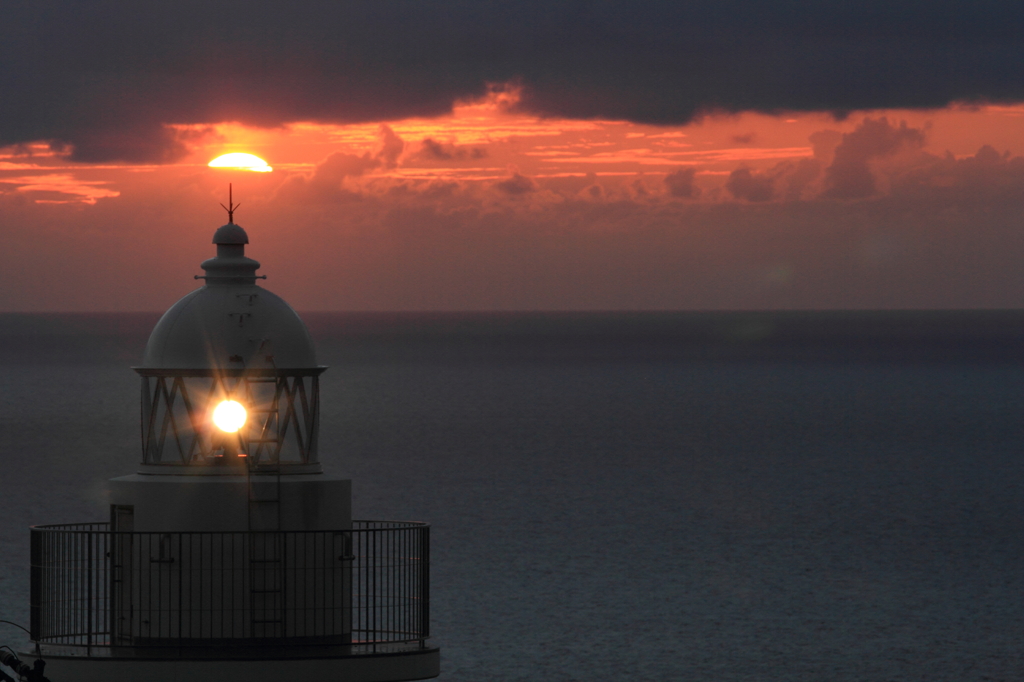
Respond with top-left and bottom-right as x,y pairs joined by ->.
208,153 -> 273,172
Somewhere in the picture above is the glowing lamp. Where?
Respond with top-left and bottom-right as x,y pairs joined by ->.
212,400 -> 247,433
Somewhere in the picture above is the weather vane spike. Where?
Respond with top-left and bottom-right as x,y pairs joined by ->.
219,183 -> 241,224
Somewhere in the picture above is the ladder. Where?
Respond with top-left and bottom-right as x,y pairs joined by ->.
247,464 -> 284,638
245,375 -> 285,638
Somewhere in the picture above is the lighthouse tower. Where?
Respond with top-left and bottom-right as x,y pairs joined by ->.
26,211 -> 439,682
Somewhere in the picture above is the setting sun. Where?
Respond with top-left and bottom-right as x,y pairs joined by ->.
208,153 -> 273,172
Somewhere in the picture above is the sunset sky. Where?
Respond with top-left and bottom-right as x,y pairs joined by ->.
2,1 -> 1024,311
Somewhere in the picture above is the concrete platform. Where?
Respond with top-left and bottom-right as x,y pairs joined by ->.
30,643 -> 440,682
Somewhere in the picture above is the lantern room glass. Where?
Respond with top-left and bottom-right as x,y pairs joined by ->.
137,368 -> 323,466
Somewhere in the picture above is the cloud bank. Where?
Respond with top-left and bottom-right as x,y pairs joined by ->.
1,1 -> 1022,161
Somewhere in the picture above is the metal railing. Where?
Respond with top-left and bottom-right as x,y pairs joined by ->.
30,521 -> 429,652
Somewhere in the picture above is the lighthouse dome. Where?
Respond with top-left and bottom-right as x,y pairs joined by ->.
141,222 -> 317,370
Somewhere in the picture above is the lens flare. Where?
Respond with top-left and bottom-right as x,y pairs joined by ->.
208,153 -> 273,172
212,400 -> 247,432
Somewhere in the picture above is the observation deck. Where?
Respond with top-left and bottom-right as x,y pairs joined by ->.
29,521 -> 437,681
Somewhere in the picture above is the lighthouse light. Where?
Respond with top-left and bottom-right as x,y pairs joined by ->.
212,400 -> 247,433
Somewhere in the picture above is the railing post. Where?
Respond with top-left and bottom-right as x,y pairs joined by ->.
422,524 -> 430,642
29,529 -> 41,641
87,531 -> 93,653
178,533 -> 184,642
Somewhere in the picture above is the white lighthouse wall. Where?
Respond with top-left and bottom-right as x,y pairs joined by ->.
108,474 -> 351,532
106,474 -> 352,643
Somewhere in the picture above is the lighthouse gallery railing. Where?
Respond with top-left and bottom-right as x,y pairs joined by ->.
30,521 -> 429,651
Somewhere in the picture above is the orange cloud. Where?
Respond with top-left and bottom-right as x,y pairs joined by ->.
4,99 -> 1024,213
0,174 -> 120,204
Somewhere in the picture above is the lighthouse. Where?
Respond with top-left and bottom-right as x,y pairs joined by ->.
24,207 -> 440,682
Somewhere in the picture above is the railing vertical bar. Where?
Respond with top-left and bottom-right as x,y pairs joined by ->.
86,530 -> 93,652
59,531 -> 63,643
80,531 -> 86,645
67,532 -> 73,645
178,533 -> 184,641
53,531 -> 58,642
282,530 -> 288,638
367,527 -> 371,642
49,531 -> 54,643
60,531 -> 66,644
413,526 -> 418,640
230,532 -> 234,640
322,532 -> 327,638
405,526 -> 410,640
54,531 -> 59,643
367,525 -> 371,644
401,527 -> 406,640
392,527 -> 397,639
101,529 -> 108,645
31,529 -> 40,641
219,533 -> 225,639
146,534 -> 153,638
386,524 -> 390,641
407,526 -> 412,639
321,531 -> 327,637
77,530 -> 83,643
150,536 -> 158,638
390,527 -> 394,639
196,534 -> 202,639
29,530 -> 40,640
368,525 -> 373,644
377,524 -> 380,644
407,525 -> 412,641
408,526 -> 412,639
141,534 -> 148,639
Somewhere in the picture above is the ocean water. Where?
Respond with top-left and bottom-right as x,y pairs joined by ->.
1,311 -> 1023,681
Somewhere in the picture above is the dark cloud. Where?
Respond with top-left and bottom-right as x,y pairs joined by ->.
823,117 -> 926,199
376,125 -> 405,169
494,172 -> 537,195
1,1 -> 1022,162
781,158 -> 822,201
417,138 -> 488,161
809,130 -> 844,165
420,139 -> 454,160
276,152 -> 376,203
663,168 -> 699,198
276,126 -> 403,201
316,152 -> 379,180
892,144 -> 1024,198
727,167 -> 775,202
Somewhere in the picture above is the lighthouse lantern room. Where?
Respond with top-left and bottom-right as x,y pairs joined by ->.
23,207 -> 439,682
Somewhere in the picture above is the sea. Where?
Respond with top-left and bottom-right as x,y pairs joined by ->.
1,311 -> 1023,681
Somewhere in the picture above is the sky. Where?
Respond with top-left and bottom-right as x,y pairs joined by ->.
2,0 -> 1024,312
